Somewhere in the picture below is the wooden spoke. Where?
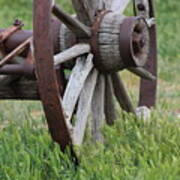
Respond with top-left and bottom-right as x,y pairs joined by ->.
52,5 -> 91,37
71,0 -> 105,25
110,0 -> 131,13
63,54 -> 94,124
91,74 -> 105,143
104,75 -> 116,125
0,37 -> 32,67
54,43 -> 91,66
73,69 -> 98,145
111,73 -> 135,114
128,67 -> 156,81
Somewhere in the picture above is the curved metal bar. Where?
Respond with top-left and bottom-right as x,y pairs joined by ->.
33,0 -> 73,151
138,0 -> 157,108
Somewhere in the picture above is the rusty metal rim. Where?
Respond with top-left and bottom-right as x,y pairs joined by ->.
138,0 -> 158,108
33,0 -> 73,151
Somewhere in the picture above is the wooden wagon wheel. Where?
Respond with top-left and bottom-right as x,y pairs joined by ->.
33,0 -> 157,151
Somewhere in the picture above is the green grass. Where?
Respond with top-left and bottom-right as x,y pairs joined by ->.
0,0 -> 180,179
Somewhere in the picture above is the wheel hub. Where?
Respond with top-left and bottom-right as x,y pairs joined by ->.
91,11 -> 149,73
119,17 -> 149,68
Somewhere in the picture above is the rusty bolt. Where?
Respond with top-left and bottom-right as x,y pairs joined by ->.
137,4 -> 146,11
13,19 -> 24,27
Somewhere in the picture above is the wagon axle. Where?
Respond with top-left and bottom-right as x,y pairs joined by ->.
0,15 -> 150,75
0,0 -> 157,153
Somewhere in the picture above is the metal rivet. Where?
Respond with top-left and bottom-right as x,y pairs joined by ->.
137,4 -> 146,11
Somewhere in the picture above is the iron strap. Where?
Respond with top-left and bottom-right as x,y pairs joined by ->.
138,0 -> 158,107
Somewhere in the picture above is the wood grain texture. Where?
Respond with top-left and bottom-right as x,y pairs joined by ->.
104,75 -> 116,125
110,0 -> 130,13
0,75 -> 19,86
59,23 -> 77,69
62,54 -> 94,124
71,0 -> 105,25
111,73 -> 135,113
91,74 -> 105,143
54,43 -> 90,66
103,0 -> 113,10
98,12 -> 125,72
0,79 -> 39,100
73,69 -> 98,145
52,5 -> 91,37
59,23 -> 76,52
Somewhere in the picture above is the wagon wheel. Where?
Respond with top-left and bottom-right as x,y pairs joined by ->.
33,0 -> 157,150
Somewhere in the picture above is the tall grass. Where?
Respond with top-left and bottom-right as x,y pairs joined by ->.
0,0 -> 179,179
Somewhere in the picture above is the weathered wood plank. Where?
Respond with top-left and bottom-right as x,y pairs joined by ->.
62,54 -> 94,124
54,43 -> 90,66
71,0 -> 105,25
98,12 -> 125,72
103,0 -> 113,10
111,73 -> 135,113
91,74 -> 105,143
59,23 -> 75,52
0,75 -> 19,86
110,0 -> 130,13
52,5 -> 91,37
105,75 -> 116,125
73,69 -> 98,145
0,79 -> 39,100
59,23 -> 76,69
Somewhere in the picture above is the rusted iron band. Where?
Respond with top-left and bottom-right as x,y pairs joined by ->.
119,16 -> 149,68
119,17 -> 136,67
91,10 -> 112,72
138,0 -> 157,108
33,0 -> 72,151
